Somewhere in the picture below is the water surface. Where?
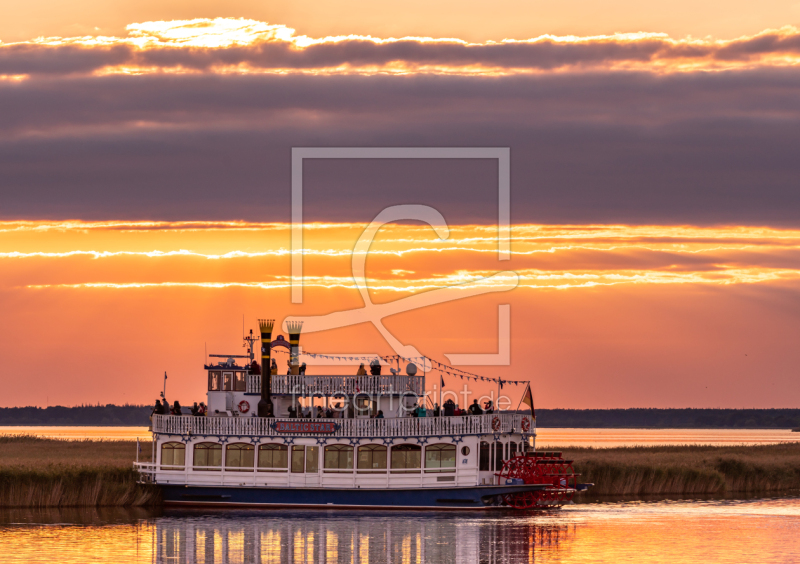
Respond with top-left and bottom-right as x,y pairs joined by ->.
2,426 -> 799,447
1,496 -> 798,563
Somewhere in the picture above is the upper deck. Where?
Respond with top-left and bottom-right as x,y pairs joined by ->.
152,412 -> 532,438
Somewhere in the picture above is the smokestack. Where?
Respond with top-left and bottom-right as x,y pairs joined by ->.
258,319 -> 274,417
287,321 -> 303,375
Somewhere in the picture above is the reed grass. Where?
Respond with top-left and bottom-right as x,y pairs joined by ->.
0,435 -> 159,507
2,436 -> 800,504
562,443 -> 800,496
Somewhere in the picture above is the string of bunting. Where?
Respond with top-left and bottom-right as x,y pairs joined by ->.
272,347 -> 524,387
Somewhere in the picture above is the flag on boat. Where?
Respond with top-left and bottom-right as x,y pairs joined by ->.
521,383 -> 535,419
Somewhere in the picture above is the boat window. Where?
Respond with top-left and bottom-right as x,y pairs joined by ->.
306,446 -> 319,473
357,444 -> 387,470
258,444 -> 288,471
160,442 -> 185,469
425,444 -> 456,472
479,442 -> 491,471
225,443 -> 254,471
208,372 -> 221,391
495,441 -> 505,471
234,372 -> 246,391
390,444 -> 421,471
291,445 -> 305,473
223,373 -> 233,391
461,446 -> 470,456
193,442 -> 222,470
324,445 -> 354,471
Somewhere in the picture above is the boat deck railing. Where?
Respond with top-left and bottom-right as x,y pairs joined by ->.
152,412 -> 533,438
246,374 -> 425,396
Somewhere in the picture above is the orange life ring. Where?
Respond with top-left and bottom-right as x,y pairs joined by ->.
521,417 -> 530,432
491,416 -> 501,432
238,400 -> 250,413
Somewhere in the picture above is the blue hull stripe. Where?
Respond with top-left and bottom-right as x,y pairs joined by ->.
160,484 -> 550,510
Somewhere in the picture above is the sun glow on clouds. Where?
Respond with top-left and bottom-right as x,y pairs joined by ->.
3,221 -> 800,293
6,18 -> 800,76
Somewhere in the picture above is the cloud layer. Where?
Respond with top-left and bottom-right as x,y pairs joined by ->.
1,19 -> 800,225
4,19 -> 800,76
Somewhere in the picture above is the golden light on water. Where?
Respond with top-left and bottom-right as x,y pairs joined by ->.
1,501 -> 799,563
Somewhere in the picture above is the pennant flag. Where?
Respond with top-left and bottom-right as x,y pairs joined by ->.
440,374 -> 445,389
521,384 -> 535,418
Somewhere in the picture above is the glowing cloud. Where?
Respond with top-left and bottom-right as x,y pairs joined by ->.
4,19 -> 800,77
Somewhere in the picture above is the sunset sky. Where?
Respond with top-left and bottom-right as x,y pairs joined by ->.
1,2 -> 800,409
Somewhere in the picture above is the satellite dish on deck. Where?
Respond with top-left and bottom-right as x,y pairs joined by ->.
406,363 -> 417,376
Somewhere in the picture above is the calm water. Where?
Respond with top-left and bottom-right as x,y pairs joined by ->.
0,496 -> 799,563
1,426 -> 799,447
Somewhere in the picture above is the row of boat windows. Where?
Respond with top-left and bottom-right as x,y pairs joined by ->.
479,441 -> 522,471
208,371 -> 247,392
161,442 -> 459,472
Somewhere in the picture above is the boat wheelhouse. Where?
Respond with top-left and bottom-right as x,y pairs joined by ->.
135,319 -> 588,509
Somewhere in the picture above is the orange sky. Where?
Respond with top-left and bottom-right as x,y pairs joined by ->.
2,7 -> 800,410
1,221 -> 799,408
2,0 -> 800,44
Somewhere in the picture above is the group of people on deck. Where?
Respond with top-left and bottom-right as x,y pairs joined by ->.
410,398 -> 494,417
286,403 -> 386,419
152,398 -> 207,417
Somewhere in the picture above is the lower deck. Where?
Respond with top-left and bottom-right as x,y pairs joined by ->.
137,434 -> 531,489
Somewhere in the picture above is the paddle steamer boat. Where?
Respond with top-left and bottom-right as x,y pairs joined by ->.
135,320 -> 589,509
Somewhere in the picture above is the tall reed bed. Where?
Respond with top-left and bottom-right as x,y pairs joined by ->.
563,443 -> 800,496
0,435 -> 159,507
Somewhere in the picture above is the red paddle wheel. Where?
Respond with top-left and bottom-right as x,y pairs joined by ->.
495,452 -> 579,509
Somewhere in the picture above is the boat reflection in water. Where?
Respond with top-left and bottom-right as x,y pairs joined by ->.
154,510 -> 576,564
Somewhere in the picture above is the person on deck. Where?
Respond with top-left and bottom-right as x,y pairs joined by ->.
152,399 -> 164,416
369,358 -> 381,375
316,406 -> 324,418
198,402 -> 207,416
300,363 -> 307,375
325,406 -> 333,418
191,402 -> 199,416
288,405 -> 297,418
271,359 -> 278,375
161,398 -> 169,415
468,399 -> 483,416
357,363 -> 367,375
483,400 -> 494,414
433,403 -> 440,417
171,401 -> 182,415
443,399 -> 455,417
376,410 -> 384,418
418,403 -> 427,417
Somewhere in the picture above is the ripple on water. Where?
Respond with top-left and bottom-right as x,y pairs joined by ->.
0,497 -> 798,563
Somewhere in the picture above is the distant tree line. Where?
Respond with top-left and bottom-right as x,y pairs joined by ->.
534,408 -> 800,429
0,405 -> 799,428
0,405 -> 152,426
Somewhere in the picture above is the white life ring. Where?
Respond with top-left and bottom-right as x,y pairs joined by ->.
491,416 -> 501,432
238,400 -> 250,413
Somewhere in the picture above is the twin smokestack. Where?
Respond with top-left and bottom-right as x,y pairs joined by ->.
257,319 -> 303,417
